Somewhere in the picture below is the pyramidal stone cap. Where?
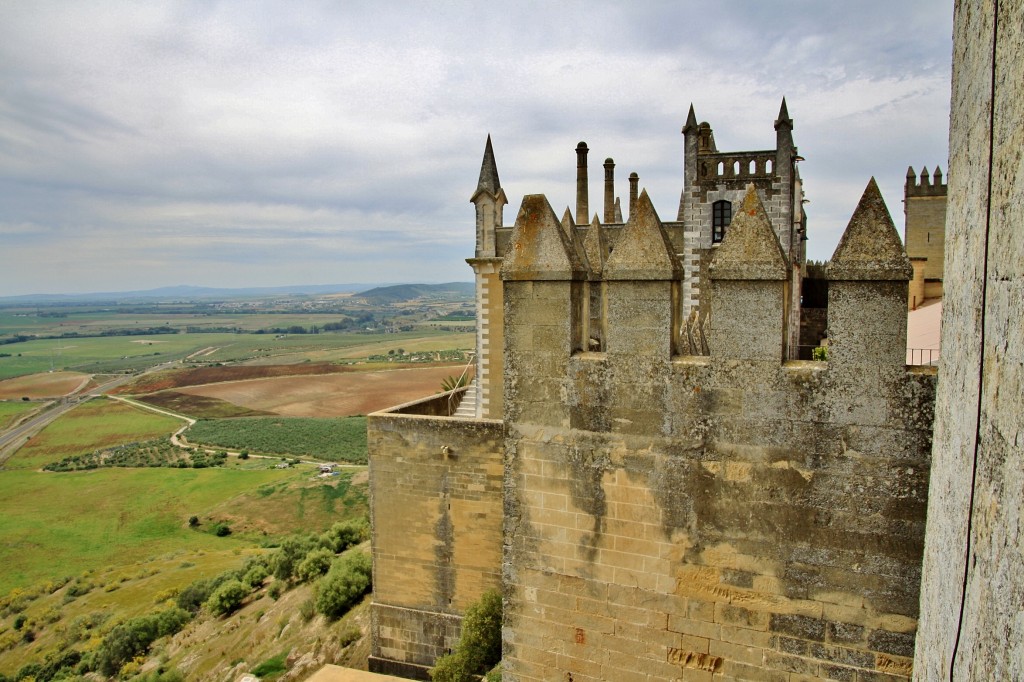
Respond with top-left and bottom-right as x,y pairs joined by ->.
560,206 -> 592,274
603,190 -> 682,281
582,214 -> 607,276
501,194 -> 588,281
827,178 -> 913,281
471,134 -> 501,202
709,184 -> 788,280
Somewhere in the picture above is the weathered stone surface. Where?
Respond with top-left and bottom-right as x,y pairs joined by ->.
915,2 -> 1024,679
603,190 -> 682,281
827,179 -> 913,281
709,184 -> 788,281
501,194 -> 587,281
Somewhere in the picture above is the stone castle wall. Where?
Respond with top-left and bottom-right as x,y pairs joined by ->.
368,398 -> 503,679
913,0 -> 1023,678
500,187 -> 935,681
903,176 -> 947,285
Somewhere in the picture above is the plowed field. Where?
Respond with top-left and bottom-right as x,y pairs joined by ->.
0,371 -> 91,399
173,365 -> 467,417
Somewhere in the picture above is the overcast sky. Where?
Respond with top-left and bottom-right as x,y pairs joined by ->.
0,1 -> 953,296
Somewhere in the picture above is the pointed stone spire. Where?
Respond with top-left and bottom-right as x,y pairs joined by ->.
561,206 -> 591,273
582,214 -> 607,275
604,190 -> 682,280
774,97 -> 793,131
471,135 -> 501,201
613,197 -> 623,223
682,103 -> 698,134
501,195 -> 587,281
827,178 -> 912,281
920,166 -> 930,186
906,165 -> 917,180
933,166 -> 943,185
710,184 -> 788,280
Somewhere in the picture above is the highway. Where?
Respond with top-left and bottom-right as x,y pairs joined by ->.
0,361 -> 179,465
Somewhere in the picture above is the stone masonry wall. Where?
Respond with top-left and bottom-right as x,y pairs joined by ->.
903,193 -> 946,283
914,1 -> 1024,679
368,407 -> 503,678
501,188 -> 935,681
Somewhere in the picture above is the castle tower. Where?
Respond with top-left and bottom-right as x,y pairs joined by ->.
903,164 -> 947,308
676,99 -> 806,359
467,135 -> 508,419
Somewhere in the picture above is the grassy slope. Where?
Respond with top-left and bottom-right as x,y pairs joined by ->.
0,401 -> 37,431
4,397 -> 183,471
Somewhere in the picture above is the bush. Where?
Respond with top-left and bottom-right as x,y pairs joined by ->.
188,515 -> 200,527
13,614 -> 25,630
314,551 -> 372,619
214,523 -> 232,537
95,607 -> 190,676
267,582 -> 283,601
318,519 -> 370,553
205,579 -> 248,617
271,535 -> 317,581
430,589 -> 502,682
296,548 -> 334,583
243,564 -> 269,589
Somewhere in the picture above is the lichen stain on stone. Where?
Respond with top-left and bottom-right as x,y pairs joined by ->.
565,445 -> 609,562
434,470 -> 455,609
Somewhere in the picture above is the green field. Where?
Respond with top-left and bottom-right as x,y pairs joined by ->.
5,397 -> 183,470
0,329 -> 474,381
186,416 -> 368,463
0,401 -> 37,431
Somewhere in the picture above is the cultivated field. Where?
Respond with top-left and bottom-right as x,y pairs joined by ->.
4,397 -> 183,471
172,365 -> 465,417
184,416 -> 368,462
0,371 -> 91,399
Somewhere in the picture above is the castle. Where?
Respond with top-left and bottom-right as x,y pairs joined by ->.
366,3 -> 1022,678
903,167 -> 948,310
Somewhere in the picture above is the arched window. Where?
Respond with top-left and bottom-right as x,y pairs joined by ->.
712,200 -> 732,243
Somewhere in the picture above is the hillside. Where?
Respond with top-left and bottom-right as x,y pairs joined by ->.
354,282 -> 473,304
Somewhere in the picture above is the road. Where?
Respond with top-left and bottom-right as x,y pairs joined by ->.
0,361 -> 179,465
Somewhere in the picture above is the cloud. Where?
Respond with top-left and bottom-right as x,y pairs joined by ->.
0,1 -> 952,295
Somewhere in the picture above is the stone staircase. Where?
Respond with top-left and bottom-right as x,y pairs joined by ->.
453,380 -> 478,418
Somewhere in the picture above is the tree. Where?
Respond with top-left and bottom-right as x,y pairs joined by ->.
205,579 -> 248,616
430,589 -> 502,682
314,552 -> 372,619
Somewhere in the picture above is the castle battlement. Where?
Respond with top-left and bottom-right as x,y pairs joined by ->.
904,165 -> 947,197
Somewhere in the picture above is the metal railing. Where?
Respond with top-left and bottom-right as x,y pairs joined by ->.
907,348 -> 940,366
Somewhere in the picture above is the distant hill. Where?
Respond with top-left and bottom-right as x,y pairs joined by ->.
354,282 -> 474,304
0,283 -> 391,304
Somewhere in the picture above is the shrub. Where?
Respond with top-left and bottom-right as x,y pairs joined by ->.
318,519 -> 370,553
214,523 -> 232,537
271,535 -> 316,581
812,345 -> 828,361
299,598 -> 316,622
267,582 -> 283,601
205,580 -> 248,617
239,451 -> 249,460
13,614 -> 25,630
251,650 -> 288,677
296,548 -> 333,583
430,589 -> 502,682
243,564 -> 269,589
314,552 -> 372,620
95,607 -> 190,676
188,515 -> 199,527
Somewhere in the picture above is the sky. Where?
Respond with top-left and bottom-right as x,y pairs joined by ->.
0,1 -> 953,296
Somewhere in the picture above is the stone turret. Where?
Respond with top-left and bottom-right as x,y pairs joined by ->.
470,135 -> 507,258
501,195 -> 588,427
709,184 -> 789,361
467,136 -> 509,419
826,178 -> 912,371
903,164 -> 948,305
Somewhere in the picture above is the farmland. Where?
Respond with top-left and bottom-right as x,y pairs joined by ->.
0,284 -> 474,677
185,417 -> 368,463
